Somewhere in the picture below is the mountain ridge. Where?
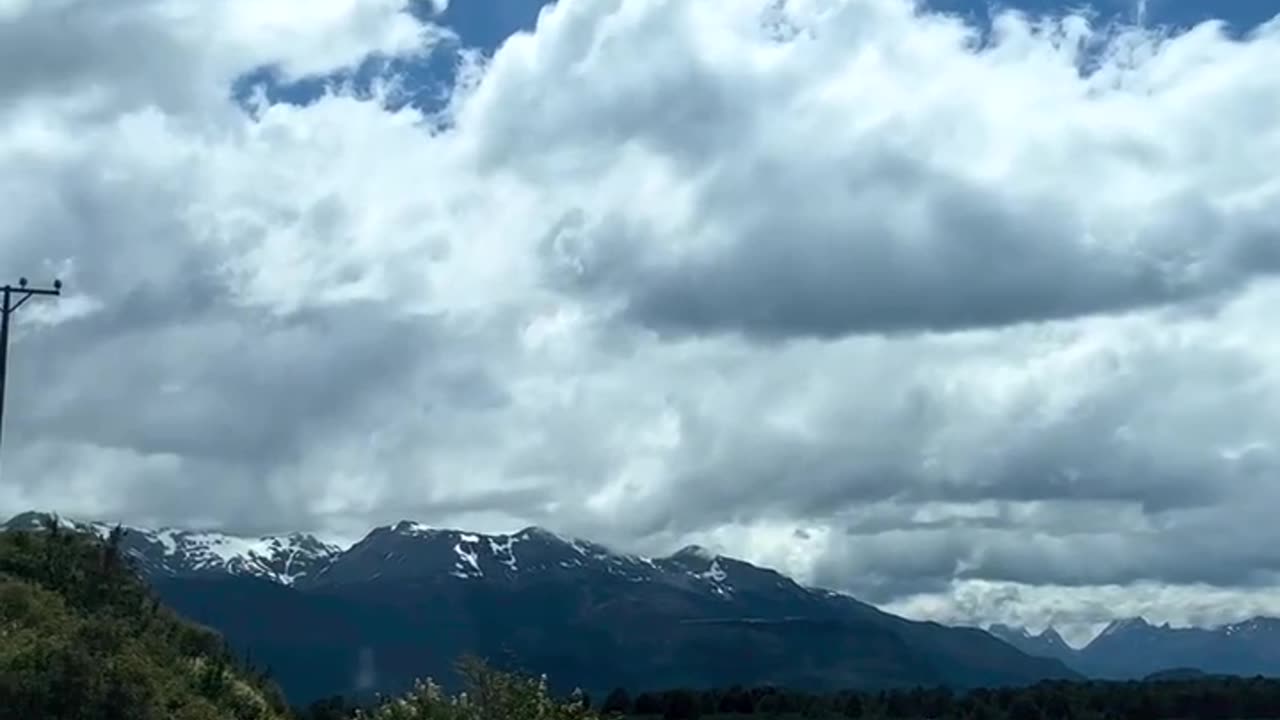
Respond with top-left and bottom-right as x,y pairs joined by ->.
14,510 -> 1278,667
2,510 -> 344,585
992,617 -> 1280,680
4,511 -> 866,624
3,510 -> 1080,704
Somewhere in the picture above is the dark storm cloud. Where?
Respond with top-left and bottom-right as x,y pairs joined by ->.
0,0 -> 210,116
546,156 -> 1277,341
602,369 -> 1232,539
9,302 -> 440,463
804,507 -> 1280,603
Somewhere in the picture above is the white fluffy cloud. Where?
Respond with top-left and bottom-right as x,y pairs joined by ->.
3,0 -> 1280,637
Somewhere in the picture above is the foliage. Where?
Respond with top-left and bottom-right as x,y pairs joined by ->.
0,517 -> 290,720
351,657 -> 601,720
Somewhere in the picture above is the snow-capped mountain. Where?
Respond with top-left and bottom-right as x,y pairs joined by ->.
299,520 -> 806,605
2,511 -> 341,585
3,511 -> 806,601
1095,616 -> 1163,641
307,521 -> 657,587
4,509 -> 1079,704
1087,614 -> 1280,651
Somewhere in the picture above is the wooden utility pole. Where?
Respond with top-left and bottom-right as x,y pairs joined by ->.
0,277 -> 61,455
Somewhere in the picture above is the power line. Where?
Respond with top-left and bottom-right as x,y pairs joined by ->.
0,277 -> 62,460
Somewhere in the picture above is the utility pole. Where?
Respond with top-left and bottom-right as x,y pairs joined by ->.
0,277 -> 61,457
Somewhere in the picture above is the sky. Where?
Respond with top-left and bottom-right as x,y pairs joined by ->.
2,0 -> 1280,646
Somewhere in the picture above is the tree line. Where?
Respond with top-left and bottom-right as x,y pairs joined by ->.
582,676 -> 1280,719
299,671 -> 1280,717
297,672 -> 1280,719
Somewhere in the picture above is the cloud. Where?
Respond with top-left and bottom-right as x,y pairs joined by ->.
473,2 -> 1280,338
2,0 -> 1280,633
0,0 -> 434,122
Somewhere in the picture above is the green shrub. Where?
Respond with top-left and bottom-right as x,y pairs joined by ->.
357,657 -> 602,720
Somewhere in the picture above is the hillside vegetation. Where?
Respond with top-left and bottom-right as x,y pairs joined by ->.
0,519 -> 292,720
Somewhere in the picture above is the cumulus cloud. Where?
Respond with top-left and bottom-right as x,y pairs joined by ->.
2,0 -> 1280,634
480,2 -> 1280,338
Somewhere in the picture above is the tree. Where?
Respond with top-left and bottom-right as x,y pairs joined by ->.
601,687 -> 632,715
634,692 -> 663,716
356,657 -> 599,720
661,689 -> 700,720
1009,696 -> 1044,720
841,693 -> 864,718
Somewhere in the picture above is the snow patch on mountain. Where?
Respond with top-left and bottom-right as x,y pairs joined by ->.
697,558 -> 733,597
453,540 -> 482,578
488,534 -> 520,572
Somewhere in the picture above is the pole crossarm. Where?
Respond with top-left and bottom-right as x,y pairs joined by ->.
9,287 -> 61,297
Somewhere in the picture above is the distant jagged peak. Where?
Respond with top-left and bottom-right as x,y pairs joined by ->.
1098,616 -> 1154,639
1080,615 -> 1280,648
989,623 -> 1074,648
1038,626 -> 1069,644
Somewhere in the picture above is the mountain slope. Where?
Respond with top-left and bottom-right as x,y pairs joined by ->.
5,511 -> 1080,704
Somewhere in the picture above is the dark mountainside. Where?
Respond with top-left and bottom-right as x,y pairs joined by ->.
3,512 -> 1077,705
992,617 -> 1280,680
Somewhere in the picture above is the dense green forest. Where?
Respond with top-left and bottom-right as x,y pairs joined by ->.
6,522 -> 1280,720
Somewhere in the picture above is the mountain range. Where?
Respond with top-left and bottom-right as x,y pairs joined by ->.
990,617 -> 1280,679
2,510 -> 1079,705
